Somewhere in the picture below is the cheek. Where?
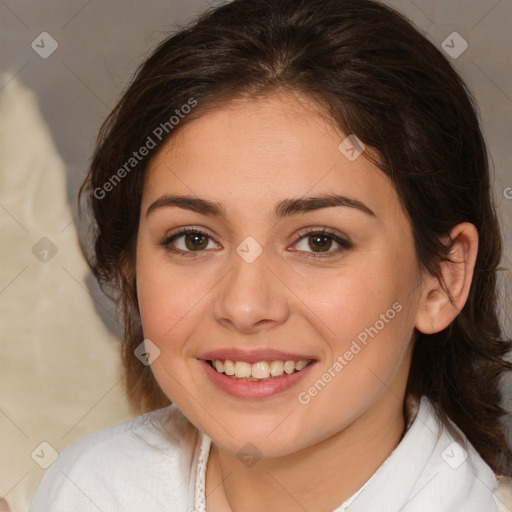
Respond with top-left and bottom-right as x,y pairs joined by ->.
291,250 -> 419,394
292,274 -> 416,440
135,246 -> 206,348
135,249 -> 213,406
292,256 -> 415,347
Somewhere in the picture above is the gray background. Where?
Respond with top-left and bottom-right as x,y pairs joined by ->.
0,1 -> 511,510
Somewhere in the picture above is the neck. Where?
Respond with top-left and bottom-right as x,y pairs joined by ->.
205,391 -> 407,512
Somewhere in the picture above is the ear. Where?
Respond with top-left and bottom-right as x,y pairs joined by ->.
415,222 -> 479,334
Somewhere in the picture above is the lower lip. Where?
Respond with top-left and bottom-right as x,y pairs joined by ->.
199,359 -> 316,399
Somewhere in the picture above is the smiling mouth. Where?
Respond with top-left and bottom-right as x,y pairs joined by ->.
206,359 -> 314,381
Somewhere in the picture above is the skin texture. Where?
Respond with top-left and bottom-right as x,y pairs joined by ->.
135,91 -> 478,511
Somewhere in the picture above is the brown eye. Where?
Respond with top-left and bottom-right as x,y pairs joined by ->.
292,229 -> 353,258
308,234 -> 333,252
184,232 -> 209,251
161,229 -> 219,256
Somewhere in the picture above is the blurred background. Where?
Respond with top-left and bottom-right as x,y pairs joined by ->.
0,0 -> 511,510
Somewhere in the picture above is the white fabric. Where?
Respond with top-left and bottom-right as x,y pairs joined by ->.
0,74 -> 132,512
29,396 -> 510,512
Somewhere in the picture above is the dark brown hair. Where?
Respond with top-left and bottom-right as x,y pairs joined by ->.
79,0 -> 512,475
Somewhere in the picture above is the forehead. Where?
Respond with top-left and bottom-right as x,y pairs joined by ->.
142,92 -> 400,221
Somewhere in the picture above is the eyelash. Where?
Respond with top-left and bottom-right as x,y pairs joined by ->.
160,227 -> 353,259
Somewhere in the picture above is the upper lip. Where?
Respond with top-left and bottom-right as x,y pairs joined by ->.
199,348 -> 317,364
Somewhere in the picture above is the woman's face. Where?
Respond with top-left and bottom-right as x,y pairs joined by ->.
136,92 -> 426,457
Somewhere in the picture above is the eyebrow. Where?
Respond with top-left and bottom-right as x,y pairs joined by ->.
145,193 -> 376,221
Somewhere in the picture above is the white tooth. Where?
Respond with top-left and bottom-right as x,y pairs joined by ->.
284,360 -> 296,374
234,361 -> 252,378
295,360 -> 308,371
214,360 -> 224,373
224,360 -> 235,375
269,360 -> 285,376
251,361 -> 270,379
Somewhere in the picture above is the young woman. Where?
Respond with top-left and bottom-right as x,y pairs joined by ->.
30,0 -> 512,510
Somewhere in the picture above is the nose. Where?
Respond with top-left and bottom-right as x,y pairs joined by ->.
212,247 -> 290,334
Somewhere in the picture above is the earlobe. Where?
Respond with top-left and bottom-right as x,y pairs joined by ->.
415,222 -> 479,334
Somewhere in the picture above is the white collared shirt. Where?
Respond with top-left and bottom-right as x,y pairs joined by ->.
29,396 -> 511,512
